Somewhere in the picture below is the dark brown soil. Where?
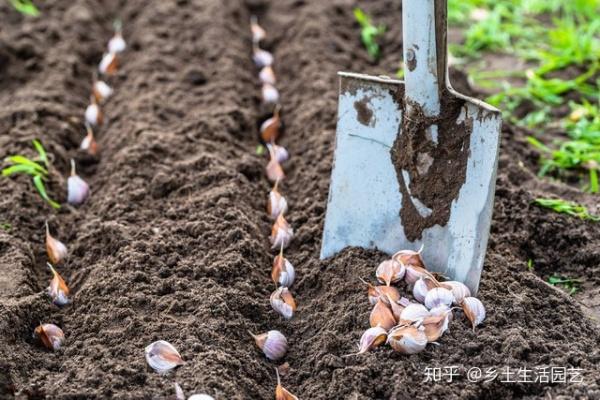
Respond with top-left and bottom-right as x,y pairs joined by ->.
0,0 -> 599,399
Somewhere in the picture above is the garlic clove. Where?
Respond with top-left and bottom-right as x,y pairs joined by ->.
430,304 -> 454,322
174,383 -> 185,400
384,294 -> 406,322
108,33 -> 126,54
67,159 -> 90,206
266,157 -> 285,183
271,247 -> 295,287
424,287 -> 454,310
275,367 -> 298,400
267,143 -> 289,164
440,281 -> 471,305
461,296 -> 486,330
93,80 -> 113,103
98,52 -> 118,75
375,259 -> 405,286
369,298 -> 396,331
188,395 -> 216,400
260,105 -> 281,142
270,287 -> 296,320
355,326 -> 387,355
47,262 -> 70,307
262,83 -> 279,104
404,264 -> 437,286
145,340 -> 184,374
85,97 -> 103,127
250,15 -> 266,44
253,47 -> 273,68
412,276 -> 439,303
399,303 -> 430,324
387,325 -> 428,354
45,221 -> 67,265
249,330 -> 288,361
80,123 -> 99,156
34,323 -> 64,350
361,278 -> 400,305
267,182 -> 288,220
270,214 -> 293,250
393,246 -> 426,269
421,313 -> 450,342
259,66 -> 276,85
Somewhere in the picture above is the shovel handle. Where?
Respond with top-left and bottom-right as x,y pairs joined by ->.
402,0 -> 448,117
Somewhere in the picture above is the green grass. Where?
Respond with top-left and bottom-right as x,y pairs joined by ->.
8,0 -> 39,16
2,140 -> 60,209
0,223 -> 11,231
533,198 -> 599,221
548,275 -> 582,295
353,8 -> 385,60
448,0 -> 600,192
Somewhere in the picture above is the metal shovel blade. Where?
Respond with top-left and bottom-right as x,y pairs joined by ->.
320,0 -> 501,294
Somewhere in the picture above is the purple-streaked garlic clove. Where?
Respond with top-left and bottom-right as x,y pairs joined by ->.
145,340 -> 184,374
262,83 -> 279,104
249,330 -> 288,361
67,159 -> 90,206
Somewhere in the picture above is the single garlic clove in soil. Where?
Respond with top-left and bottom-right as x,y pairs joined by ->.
250,15 -> 266,44
275,367 -> 298,400
369,298 -> 396,331
108,32 -> 126,54
393,247 -> 426,269
45,221 -> 67,265
420,313 -> 450,342
461,296 -> 486,331
34,323 -> 64,351
267,182 -> 288,220
267,143 -> 289,164
271,247 -> 295,287
67,160 -> 90,206
355,326 -> 387,355
47,263 -> 70,307
266,156 -> 285,183
399,303 -> 430,324
145,340 -> 184,374
260,105 -> 281,143
262,83 -> 279,104
249,330 -> 288,361
188,395 -> 216,400
387,325 -> 428,354
270,214 -> 293,250
174,383 -> 185,400
259,65 -> 276,85
424,287 -> 454,310
375,258 -> 405,286
93,80 -> 113,103
98,52 -> 118,75
80,123 -> 99,156
270,287 -> 296,320
253,47 -> 273,68
85,97 -> 103,127
440,281 -> 471,305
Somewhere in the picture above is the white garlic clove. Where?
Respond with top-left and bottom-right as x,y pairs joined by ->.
80,124 -> 99,156
420,313 -> 450,342
461,296 -> 486,330
362,279 -> 400,306
98,52 -> 118,75
441,281 -> 471,305
260,105 -> 281,142
262,83 -> 279,104
271,250 -> 295,287
266,157 -> 285,183
267,185 -> 288,220
275,367 -> 299,400
253,48 -> 273,68
267,143 -> 289,164
393,246 -> 425,268
34,323 -> 65,351
85,101 -> 102,127
45,222 -> 67,265
145,340 -> 184,374
412,277 -> 428,303
259,66 -> 276,85
108,33 -> 126,53
250,15 -> 266,44
404,264 -> 437,285
270,287 -> 296,320
356,326 -> 387,354
430,304 -> 454,322
369,298 -> 396,330
399,303 -> 430,323
93,80 -> 113,103
375,259 -> 405,286
250,330 -> 288,361
270,214 -> 293,250
188,395 -> 216,400
67,160 -> 90,206
47,263 -> 70,307
424,287 -> 454,310
387,325 -> 428,354
174,383 -> 185,400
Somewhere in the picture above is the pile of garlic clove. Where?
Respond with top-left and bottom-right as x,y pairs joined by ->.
353,247 -> 486,355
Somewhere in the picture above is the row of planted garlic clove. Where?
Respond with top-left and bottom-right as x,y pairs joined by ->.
33,23 -> 128,351
353,248 -> 486,356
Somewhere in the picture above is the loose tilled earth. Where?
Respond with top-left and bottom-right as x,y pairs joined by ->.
0,0 -> 599,399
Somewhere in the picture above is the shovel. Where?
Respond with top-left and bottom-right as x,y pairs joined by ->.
320,0 -> 501,294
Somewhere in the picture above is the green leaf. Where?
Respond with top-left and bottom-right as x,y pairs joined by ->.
32,139 -> 48,168
255,144 -> 266,156
1,164 -> 40,177
33,175 -> 60,209
5,155 -> 47,174
9,0 -> 39,16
